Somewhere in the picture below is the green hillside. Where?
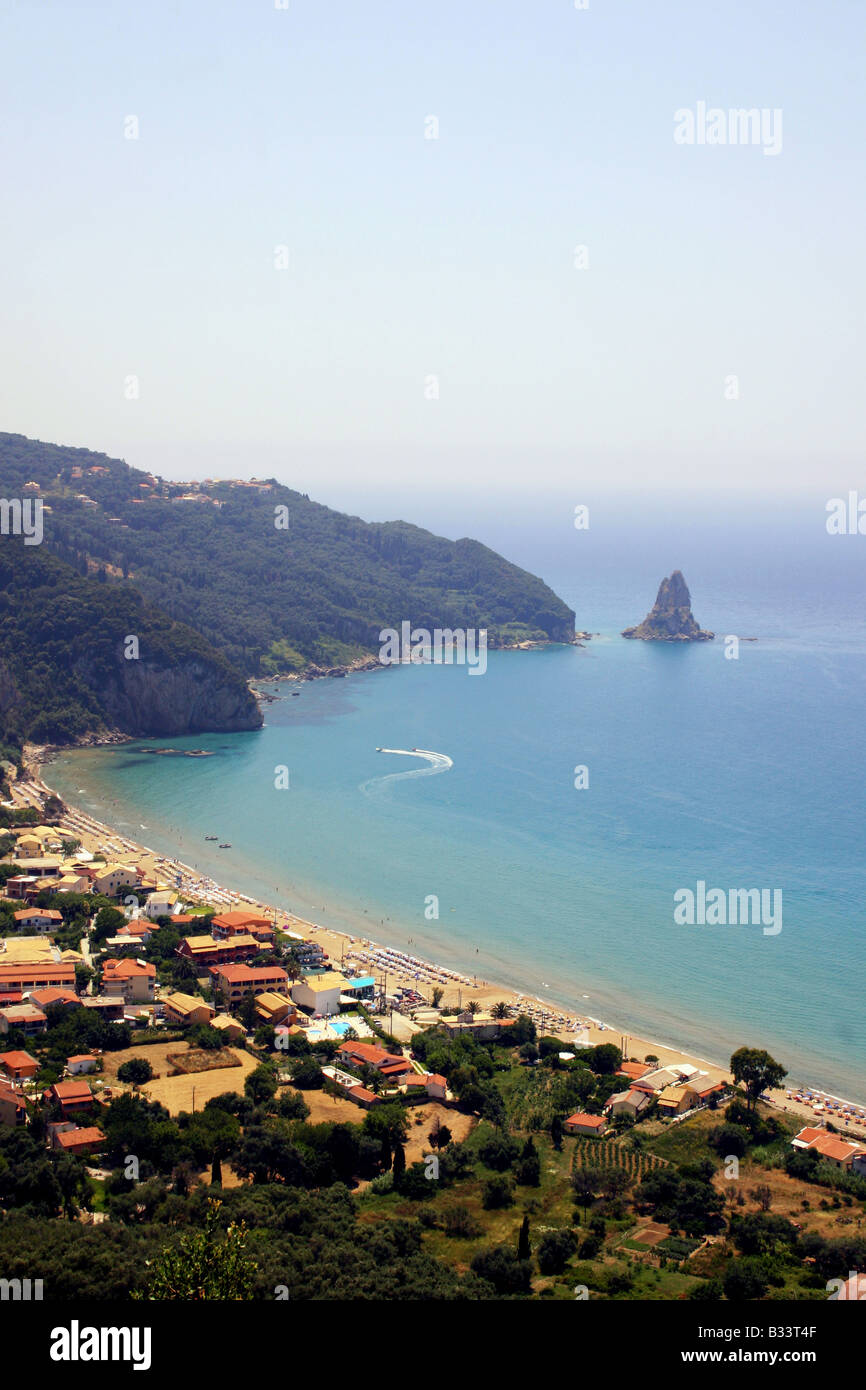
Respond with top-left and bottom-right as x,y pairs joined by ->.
0,433 -> 575,675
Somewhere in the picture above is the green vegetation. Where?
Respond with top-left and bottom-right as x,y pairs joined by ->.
1,1010 -> 860,1302
0,432 -> 575,685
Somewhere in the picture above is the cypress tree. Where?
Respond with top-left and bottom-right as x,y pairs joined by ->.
517,1214 -> 531,1261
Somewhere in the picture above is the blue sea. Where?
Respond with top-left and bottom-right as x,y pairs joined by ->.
45,494 -> 866,1100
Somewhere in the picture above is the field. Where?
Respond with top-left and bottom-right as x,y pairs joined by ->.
100,1040 -> 257,1114
283,1086 -> 367,1126
100,1041 -> 187,1080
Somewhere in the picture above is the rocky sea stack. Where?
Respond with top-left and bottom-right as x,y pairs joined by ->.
622,570 -> 714,642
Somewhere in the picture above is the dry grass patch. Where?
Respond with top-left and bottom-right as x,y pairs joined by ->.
141,1047 -> 257,1115
101,1041 -> 189,1081
715,1162 -> 866,1240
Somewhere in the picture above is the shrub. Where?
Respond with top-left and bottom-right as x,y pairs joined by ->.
537,1229 -> 576,1275
482,1176 -> 514,1210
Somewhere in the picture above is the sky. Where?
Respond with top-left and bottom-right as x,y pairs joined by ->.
1,0 -> 864,505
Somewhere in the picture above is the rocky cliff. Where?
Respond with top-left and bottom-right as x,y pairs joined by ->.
88,659 -> 262,738
622,570 -> 714,642
0,541 -> 262,745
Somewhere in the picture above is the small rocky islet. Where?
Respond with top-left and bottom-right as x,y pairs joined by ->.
622,570 -> 714,642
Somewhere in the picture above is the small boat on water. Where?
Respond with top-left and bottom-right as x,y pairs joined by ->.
205,835 -> 218,841
219,843 -> 232,849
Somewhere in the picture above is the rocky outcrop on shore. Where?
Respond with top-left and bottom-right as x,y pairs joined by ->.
95,658 -> 263,736
622,571 -> 714,642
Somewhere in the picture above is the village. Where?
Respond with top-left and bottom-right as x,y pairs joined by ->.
2,788 -> 865,1207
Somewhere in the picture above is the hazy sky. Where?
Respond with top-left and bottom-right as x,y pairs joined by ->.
1,0 -> 863,499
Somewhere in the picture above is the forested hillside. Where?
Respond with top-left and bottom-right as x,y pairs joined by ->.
0,433 -> 575,675
0,540 -> 261,744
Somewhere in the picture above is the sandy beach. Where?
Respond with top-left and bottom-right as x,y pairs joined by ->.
14,761 -> 866,1140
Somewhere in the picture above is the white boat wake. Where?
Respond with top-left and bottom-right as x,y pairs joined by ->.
361,747 -> 453,795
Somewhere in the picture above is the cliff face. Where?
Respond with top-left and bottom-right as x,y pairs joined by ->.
0,540 -> 262,745
622,570 -> 714,642
90,659 -> 262,737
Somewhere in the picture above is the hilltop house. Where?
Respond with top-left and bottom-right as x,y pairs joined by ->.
440,1013 -> 515,1041
629,1068 -> 682,1095
401,1071 -> 449,1101
0,961 -> 75,1006
617,1062 -> 653,1082
211,1014 -> 245,1042
29,987 -> 80,1013
115,922 -> 154,945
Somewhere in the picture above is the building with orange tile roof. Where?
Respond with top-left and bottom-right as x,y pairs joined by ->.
564,1112 -> 607,1136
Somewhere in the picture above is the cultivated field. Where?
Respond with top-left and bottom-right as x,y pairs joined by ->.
166,1047 -> 241,1075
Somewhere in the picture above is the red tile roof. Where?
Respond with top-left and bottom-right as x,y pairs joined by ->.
29,988 -> 79,1007
102,959 -> 156,979
210,963 -> 287,983
808,1133 -> 863,1163
211,911 -> 272,929
794,1126 -> 825,1146
49,1081 -> 94,1102
0,1050 -> 38,1072
566,1112 -> 606,1128
348,1085 -> 378,1103
55,1126 -> 105,1150
338,1041 -> 405,1068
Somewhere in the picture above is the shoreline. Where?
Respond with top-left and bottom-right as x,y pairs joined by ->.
16,758 -> 866,1139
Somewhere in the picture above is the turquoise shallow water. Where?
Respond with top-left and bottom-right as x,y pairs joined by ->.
45,503 -> 866,1100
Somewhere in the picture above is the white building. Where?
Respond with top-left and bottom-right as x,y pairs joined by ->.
291,972 -> 347,1018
